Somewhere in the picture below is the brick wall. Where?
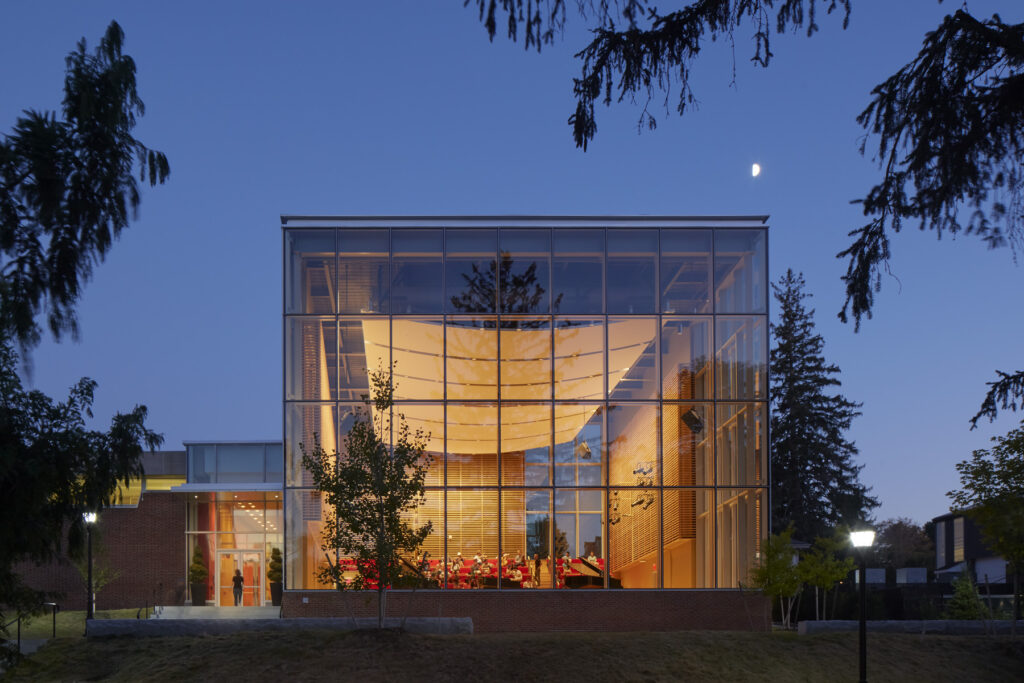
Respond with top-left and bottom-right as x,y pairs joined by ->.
282,589 -> 770,632
15,492 -> 186,610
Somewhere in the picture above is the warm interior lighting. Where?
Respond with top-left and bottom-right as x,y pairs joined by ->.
361,319 -> 648,453
850,530 -> 875,548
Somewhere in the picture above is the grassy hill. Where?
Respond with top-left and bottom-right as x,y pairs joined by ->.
5,628 -> 1023,682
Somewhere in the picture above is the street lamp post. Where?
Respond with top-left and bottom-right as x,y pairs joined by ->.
83,512 -> 97,621
850,529 -> 875,683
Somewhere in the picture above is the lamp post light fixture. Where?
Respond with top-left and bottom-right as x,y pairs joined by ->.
850,528 -> 875,683
82,512 -> 98,621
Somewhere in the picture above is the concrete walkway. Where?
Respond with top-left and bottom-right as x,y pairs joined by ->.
87,616 -> 472,637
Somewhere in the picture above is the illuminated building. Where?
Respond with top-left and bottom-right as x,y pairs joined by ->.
283,217 -> 768,596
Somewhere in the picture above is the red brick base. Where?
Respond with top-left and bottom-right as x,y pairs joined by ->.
15,492 -> 186,610
282,589 -> 770,632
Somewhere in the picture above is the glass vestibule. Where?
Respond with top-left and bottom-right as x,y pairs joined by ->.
186,492 -> 282,605
283,222 -> 768,591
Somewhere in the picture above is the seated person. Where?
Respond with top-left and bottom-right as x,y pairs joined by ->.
586,551 -> 598,564
508,567 -> 523,585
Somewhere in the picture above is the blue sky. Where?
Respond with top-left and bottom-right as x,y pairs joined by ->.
3,1 -> 1021,526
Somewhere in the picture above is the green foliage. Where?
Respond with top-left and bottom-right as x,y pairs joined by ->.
944,572 -> 989,620
874,517 -> 934,571
188,545 -> 208,584
799,531 -> 855,620
770,269 -> 877,539
948,419 -> 1024,580
71,533 -> 121,599
301,363 -> 433,626
0,21 -> 169,354
469,0 -> 850,150
839,10 -> 1024,331
0,334 -> 161,637
750,527 -> 803,628
267,547 -> 283,584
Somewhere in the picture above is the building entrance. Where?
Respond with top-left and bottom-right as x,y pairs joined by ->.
216,550 -> 263,606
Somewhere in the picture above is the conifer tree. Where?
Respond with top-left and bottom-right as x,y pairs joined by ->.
770,270 -> 877,540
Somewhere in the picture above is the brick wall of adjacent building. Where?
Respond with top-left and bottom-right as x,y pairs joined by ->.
282,589 -> 771,632
15,492 -> 186,610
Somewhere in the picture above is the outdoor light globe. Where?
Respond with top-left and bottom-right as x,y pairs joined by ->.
83,512 -> 97,525
850,529 -> 875,548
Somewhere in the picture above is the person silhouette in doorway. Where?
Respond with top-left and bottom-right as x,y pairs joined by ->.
232,569 -> 244,606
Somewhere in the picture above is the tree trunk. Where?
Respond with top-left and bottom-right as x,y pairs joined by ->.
814,586 -> 820,621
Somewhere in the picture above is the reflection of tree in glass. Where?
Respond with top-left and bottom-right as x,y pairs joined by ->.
528,516 -> 552,558
449,252 -> 562,322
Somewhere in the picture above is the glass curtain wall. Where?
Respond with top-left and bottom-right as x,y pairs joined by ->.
283,221 -> 767,590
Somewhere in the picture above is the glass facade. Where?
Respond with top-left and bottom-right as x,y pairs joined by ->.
283,218 -> 768,590
183,441 -> 283,605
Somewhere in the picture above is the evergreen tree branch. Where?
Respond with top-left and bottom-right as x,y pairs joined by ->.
971,369 -> 1024,429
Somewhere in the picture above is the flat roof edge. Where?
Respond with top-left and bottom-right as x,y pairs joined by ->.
281,214 -> 769,228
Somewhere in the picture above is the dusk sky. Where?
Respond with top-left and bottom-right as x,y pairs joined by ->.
3,1 -> 1021,527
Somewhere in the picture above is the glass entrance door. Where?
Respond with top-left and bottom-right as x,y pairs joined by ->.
217,550 -> 264,606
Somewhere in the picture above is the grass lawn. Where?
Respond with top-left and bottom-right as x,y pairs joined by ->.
11,609 -> 147,640
4,628 -> 1023,682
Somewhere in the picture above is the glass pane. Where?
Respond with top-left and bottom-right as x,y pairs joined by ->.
188,493 -> 215,532
608,488 -> 659,588
284,229 -> 335,314
663,489 -> 714,588
446,403 -> 498,486
284,402 -> 340,486
715,403 -> 767,486
337,229 -> 389,314
554,404 -> 604,486
265,444 -> 283,480
608,317 -> 658,400
188,444 -> 215,484
216,444 -> 265,483
216,497 -> 266,533
446,317 -> 497,400
661,317 -> 712,400
714,229 -> 766,313
554,318 -> 605,400
500,229 -> 551,314
716,488 -> 765,588
285,318 -> 337,401
392,318 -> 444,400
500,317 -> 551,400
715,316 -> 767,400
607,404 -> 659,487
552,229 -> 603,314
554,490 -> 606,589
265,495 -> 282,535
340,318 -> 390,402
285,489 -> 331,590
661,229 -> 712,314
501,489 -> 550,588
607,229 -> 657,313
662,403 -> 713,486
446,489 -> 499,589
392,228 -> 443,314
446,229 -> 497,313
187,535 -> 215,603
501,402 -> 551,486
395,403 -> 444,486
400,490 -> 444,587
